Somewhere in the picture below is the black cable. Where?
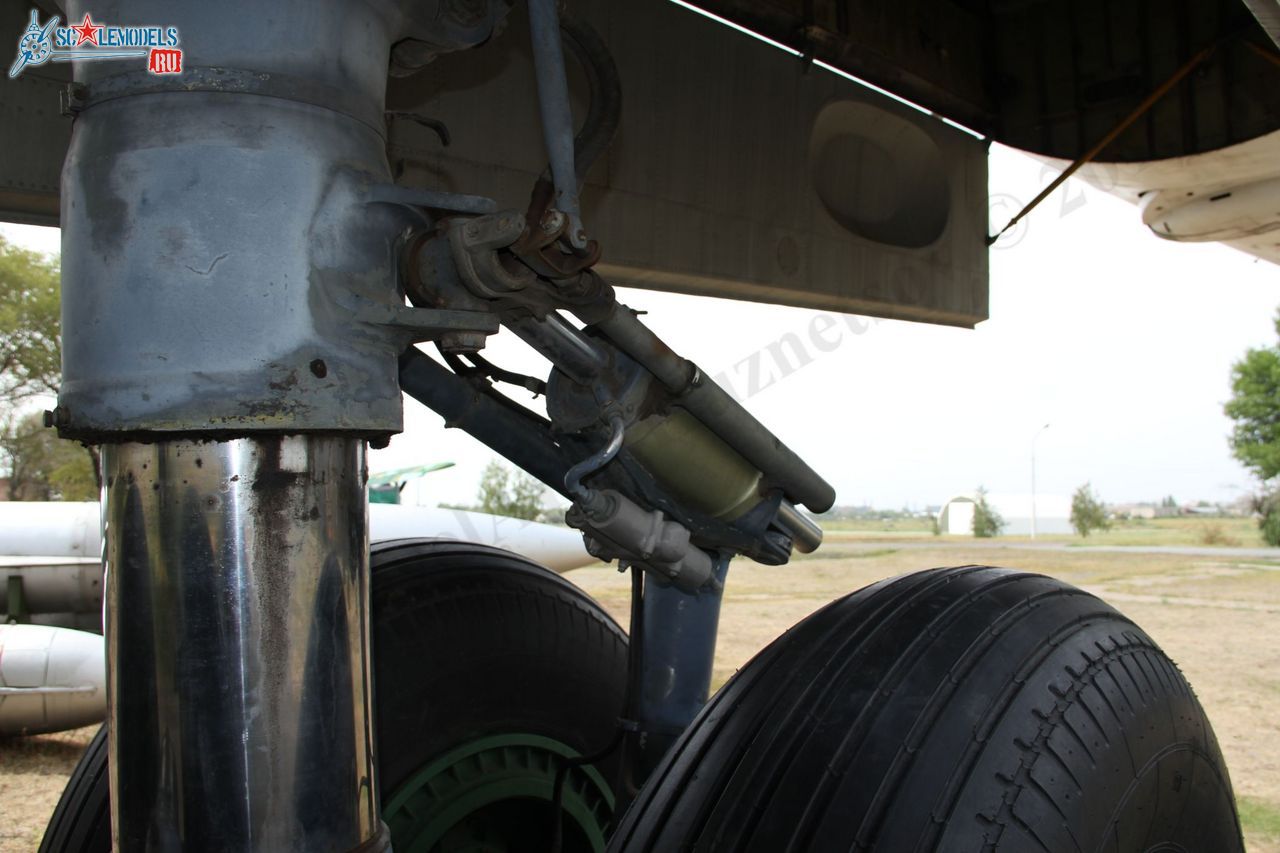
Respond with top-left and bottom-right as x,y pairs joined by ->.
527,9 -> 623,222
439,349 -> 477,377
401,349 -> 568,494
549,566 -> 645,853
437,344 -> 549,397
463,352 -> 548,397
559,10 -> 622,188
619,566 -> 645,799
549,727 -> 626,853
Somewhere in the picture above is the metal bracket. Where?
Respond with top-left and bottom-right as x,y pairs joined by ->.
366,183 -> 496,216
449,212 -> 537,298
72,65 -> 390,135
60,83 -> 87,118
354,302 -> 499,343
6,575 -> 27,624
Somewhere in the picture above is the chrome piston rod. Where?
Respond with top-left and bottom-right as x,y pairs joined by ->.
103,437 -> 383,852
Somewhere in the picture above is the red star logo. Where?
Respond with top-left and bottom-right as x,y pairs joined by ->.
70,13 -> 103,47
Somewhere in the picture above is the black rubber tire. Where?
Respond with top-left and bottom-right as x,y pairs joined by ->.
37,725 -> 110,853
608,565 -> 1243,853
370,539 -> 628,797
40,538 -> 628,853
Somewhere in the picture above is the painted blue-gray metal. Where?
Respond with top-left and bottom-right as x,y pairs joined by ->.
366,183 -> 498,216
56,0 -> 505,439
526,0 -> 586,248
66,65 -> 389,134
565,414 -> 626,500
636,557 -> 731,769
398,347 -> 577,496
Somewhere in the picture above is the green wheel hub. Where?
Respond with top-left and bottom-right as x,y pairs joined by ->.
382,733 -> 616,853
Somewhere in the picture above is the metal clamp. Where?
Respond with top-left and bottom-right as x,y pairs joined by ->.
71,65 -> 388,135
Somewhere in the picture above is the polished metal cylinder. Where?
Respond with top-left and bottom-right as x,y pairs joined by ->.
102,436 -> 382,852
775,500 -> 824,554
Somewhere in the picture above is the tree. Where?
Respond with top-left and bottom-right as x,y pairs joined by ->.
1070,482 -> 1110,537
1225,309 -> 1280,545
476,460 -> 546,521
972,487 -> 1004,538
1,411 -> 96,500
1226,309 -> 1280,483
1257,493 -> 1280,548
0,235 -> 61,407
0,236 -> 101,494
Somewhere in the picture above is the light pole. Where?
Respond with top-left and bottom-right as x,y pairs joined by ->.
1031,423 -> 1050,539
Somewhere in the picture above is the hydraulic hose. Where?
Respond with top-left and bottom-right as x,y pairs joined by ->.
564,414 -> 626,501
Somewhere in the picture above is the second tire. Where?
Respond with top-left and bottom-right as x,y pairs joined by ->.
609,565 -> 1242,853
41,539 -> 630,853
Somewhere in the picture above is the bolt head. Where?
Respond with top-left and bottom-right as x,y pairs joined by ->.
542,211 -> 565,234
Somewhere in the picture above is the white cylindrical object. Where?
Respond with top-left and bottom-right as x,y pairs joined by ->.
1142,176 -> 1280,242
0,502 -> 593,574
0,623 -> 106,736
0,501 -> 100,558
368,504 -> 592,572
0,559 -> 103,614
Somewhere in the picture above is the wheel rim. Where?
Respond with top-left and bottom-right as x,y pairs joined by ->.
382,733 -> 616,853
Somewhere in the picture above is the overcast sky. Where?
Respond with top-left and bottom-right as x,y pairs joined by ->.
3,143 -> 1274,511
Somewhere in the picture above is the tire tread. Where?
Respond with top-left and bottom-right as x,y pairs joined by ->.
607,566 -> 1243,853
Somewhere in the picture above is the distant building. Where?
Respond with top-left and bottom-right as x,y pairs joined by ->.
1109,502 -> 1179,520
937,492 -> 1073,536
1111,503 -> 1157,520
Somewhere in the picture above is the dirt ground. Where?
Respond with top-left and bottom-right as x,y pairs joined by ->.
4,541 -> 1278,851
1,725 -> 96,851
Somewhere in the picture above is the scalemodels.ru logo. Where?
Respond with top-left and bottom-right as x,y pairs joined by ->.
8,9 -> 182,79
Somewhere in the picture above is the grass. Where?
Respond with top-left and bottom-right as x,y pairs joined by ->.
1240,797 -> 1280,842
794,547 -> 899,561
820,516 -> 1269,548
818,517 -> 936,535
1054,516 -> 1264,547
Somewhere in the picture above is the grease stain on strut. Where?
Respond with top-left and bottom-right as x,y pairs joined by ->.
248,436 -> 301,760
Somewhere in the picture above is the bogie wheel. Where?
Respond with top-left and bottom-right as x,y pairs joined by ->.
41,539 -> 629,853
608,565 -> 1242,853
